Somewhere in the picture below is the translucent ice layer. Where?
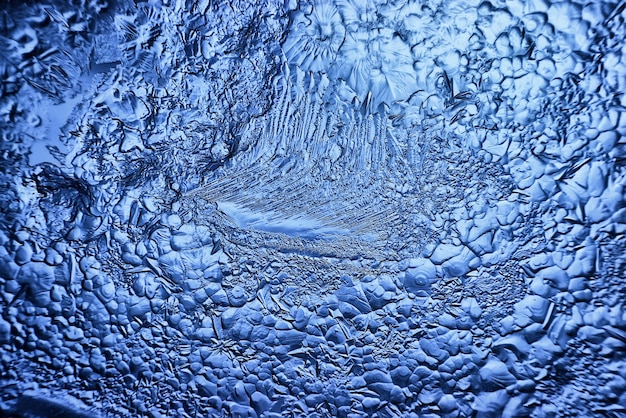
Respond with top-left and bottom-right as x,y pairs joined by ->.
1,0 -> 626,417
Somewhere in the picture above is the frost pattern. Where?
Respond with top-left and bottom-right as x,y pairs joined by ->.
1,0 -> 626,417
337,30 -> 418,110
283,3 -> 345,72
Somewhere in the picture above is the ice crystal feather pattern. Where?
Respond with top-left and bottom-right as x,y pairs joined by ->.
283,3 -> 345,72
336,30 -> 418,109
2,0 -> 626,417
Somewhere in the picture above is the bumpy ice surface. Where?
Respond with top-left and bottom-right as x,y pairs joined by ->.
1,0 -> 626,417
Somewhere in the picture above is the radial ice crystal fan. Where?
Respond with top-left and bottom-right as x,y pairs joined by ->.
283,0 -> 419,110
4,0 -> 626,416
336,29 -> 418,109
336,0 -> 378,30
283,3 -> 346,72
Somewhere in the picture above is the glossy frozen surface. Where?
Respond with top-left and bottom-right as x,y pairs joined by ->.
1,0 -> 625,416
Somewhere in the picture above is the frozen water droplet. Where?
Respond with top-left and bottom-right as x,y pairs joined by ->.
404,258 -> 436,295
479,358 -> 517,391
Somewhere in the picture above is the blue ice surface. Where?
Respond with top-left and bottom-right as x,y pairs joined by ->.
1,0 -> 625,417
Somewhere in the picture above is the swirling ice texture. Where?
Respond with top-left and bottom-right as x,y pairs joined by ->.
1,0 -> 626,417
